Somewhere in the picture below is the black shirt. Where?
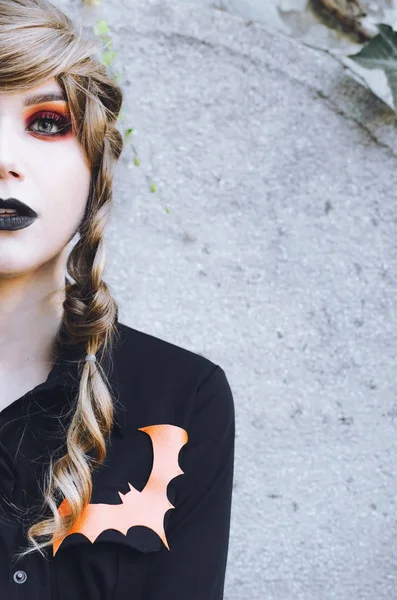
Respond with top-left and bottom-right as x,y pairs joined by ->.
0,320 -> 235,600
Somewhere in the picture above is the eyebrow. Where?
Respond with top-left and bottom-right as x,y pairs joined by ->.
23,92 -> 67,107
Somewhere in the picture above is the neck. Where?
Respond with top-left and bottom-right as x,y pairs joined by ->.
0,258 -> 66,372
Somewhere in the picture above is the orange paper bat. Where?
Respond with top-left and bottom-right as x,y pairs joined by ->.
53,424 -> 188,557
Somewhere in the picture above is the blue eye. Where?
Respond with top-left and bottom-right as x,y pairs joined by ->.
27,111 -> 72,137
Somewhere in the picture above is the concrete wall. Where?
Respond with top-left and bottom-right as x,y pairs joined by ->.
56,1 -> 397,597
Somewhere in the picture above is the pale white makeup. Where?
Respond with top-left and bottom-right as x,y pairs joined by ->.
0,77 -> 92,376
0,77 -> 91,277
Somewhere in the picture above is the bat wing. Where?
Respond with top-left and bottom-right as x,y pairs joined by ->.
53,424 -> 188,556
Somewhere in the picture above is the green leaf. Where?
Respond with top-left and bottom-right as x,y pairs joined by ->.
94,20 -> 109,37
343,23 -> 397,112
133,156 -> 140,166
101,50 -> 116,66
150,183 -> 156,193
165,207 -> 171,214
124,128 -> 134,142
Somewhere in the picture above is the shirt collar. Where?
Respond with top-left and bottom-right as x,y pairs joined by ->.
33,320 -> 125,439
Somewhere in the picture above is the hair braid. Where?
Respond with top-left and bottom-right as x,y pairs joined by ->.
22,124 -> 124,559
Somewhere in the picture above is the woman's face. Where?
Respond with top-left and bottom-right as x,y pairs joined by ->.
0,77 -> 91,278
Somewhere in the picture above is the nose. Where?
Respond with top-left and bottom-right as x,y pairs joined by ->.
0,116 -> 24,182
0,164 -> 21,180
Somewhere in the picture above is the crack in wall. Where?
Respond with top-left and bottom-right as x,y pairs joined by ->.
114,24 -> 397,162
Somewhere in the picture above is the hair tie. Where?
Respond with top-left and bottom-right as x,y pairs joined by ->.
85,354 -> 97,363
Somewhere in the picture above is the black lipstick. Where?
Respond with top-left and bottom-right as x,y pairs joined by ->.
0,197 -> 38,231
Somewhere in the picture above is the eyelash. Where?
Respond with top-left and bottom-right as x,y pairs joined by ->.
27,111 -> 72,137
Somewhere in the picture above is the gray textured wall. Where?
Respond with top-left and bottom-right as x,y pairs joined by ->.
57,1 -> 397,598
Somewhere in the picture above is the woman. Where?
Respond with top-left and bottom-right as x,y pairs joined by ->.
0,0 -> 235,598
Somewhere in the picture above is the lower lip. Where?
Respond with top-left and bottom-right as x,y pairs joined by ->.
0,215 -> 37,231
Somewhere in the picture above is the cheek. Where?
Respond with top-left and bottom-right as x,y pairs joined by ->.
38,144 -> 91,226
53,164 -> 91,218
29,148 -> 91,255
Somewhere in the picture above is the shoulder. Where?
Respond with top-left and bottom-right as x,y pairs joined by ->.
109,321 -> 233,432
114,320 -> 219,387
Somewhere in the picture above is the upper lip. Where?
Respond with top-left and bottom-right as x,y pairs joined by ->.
0,198 -> 37,218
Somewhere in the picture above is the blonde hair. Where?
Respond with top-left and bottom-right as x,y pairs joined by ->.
0,0 -> 125,562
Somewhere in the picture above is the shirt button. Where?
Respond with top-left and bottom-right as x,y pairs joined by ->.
13,570 -> 27,584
